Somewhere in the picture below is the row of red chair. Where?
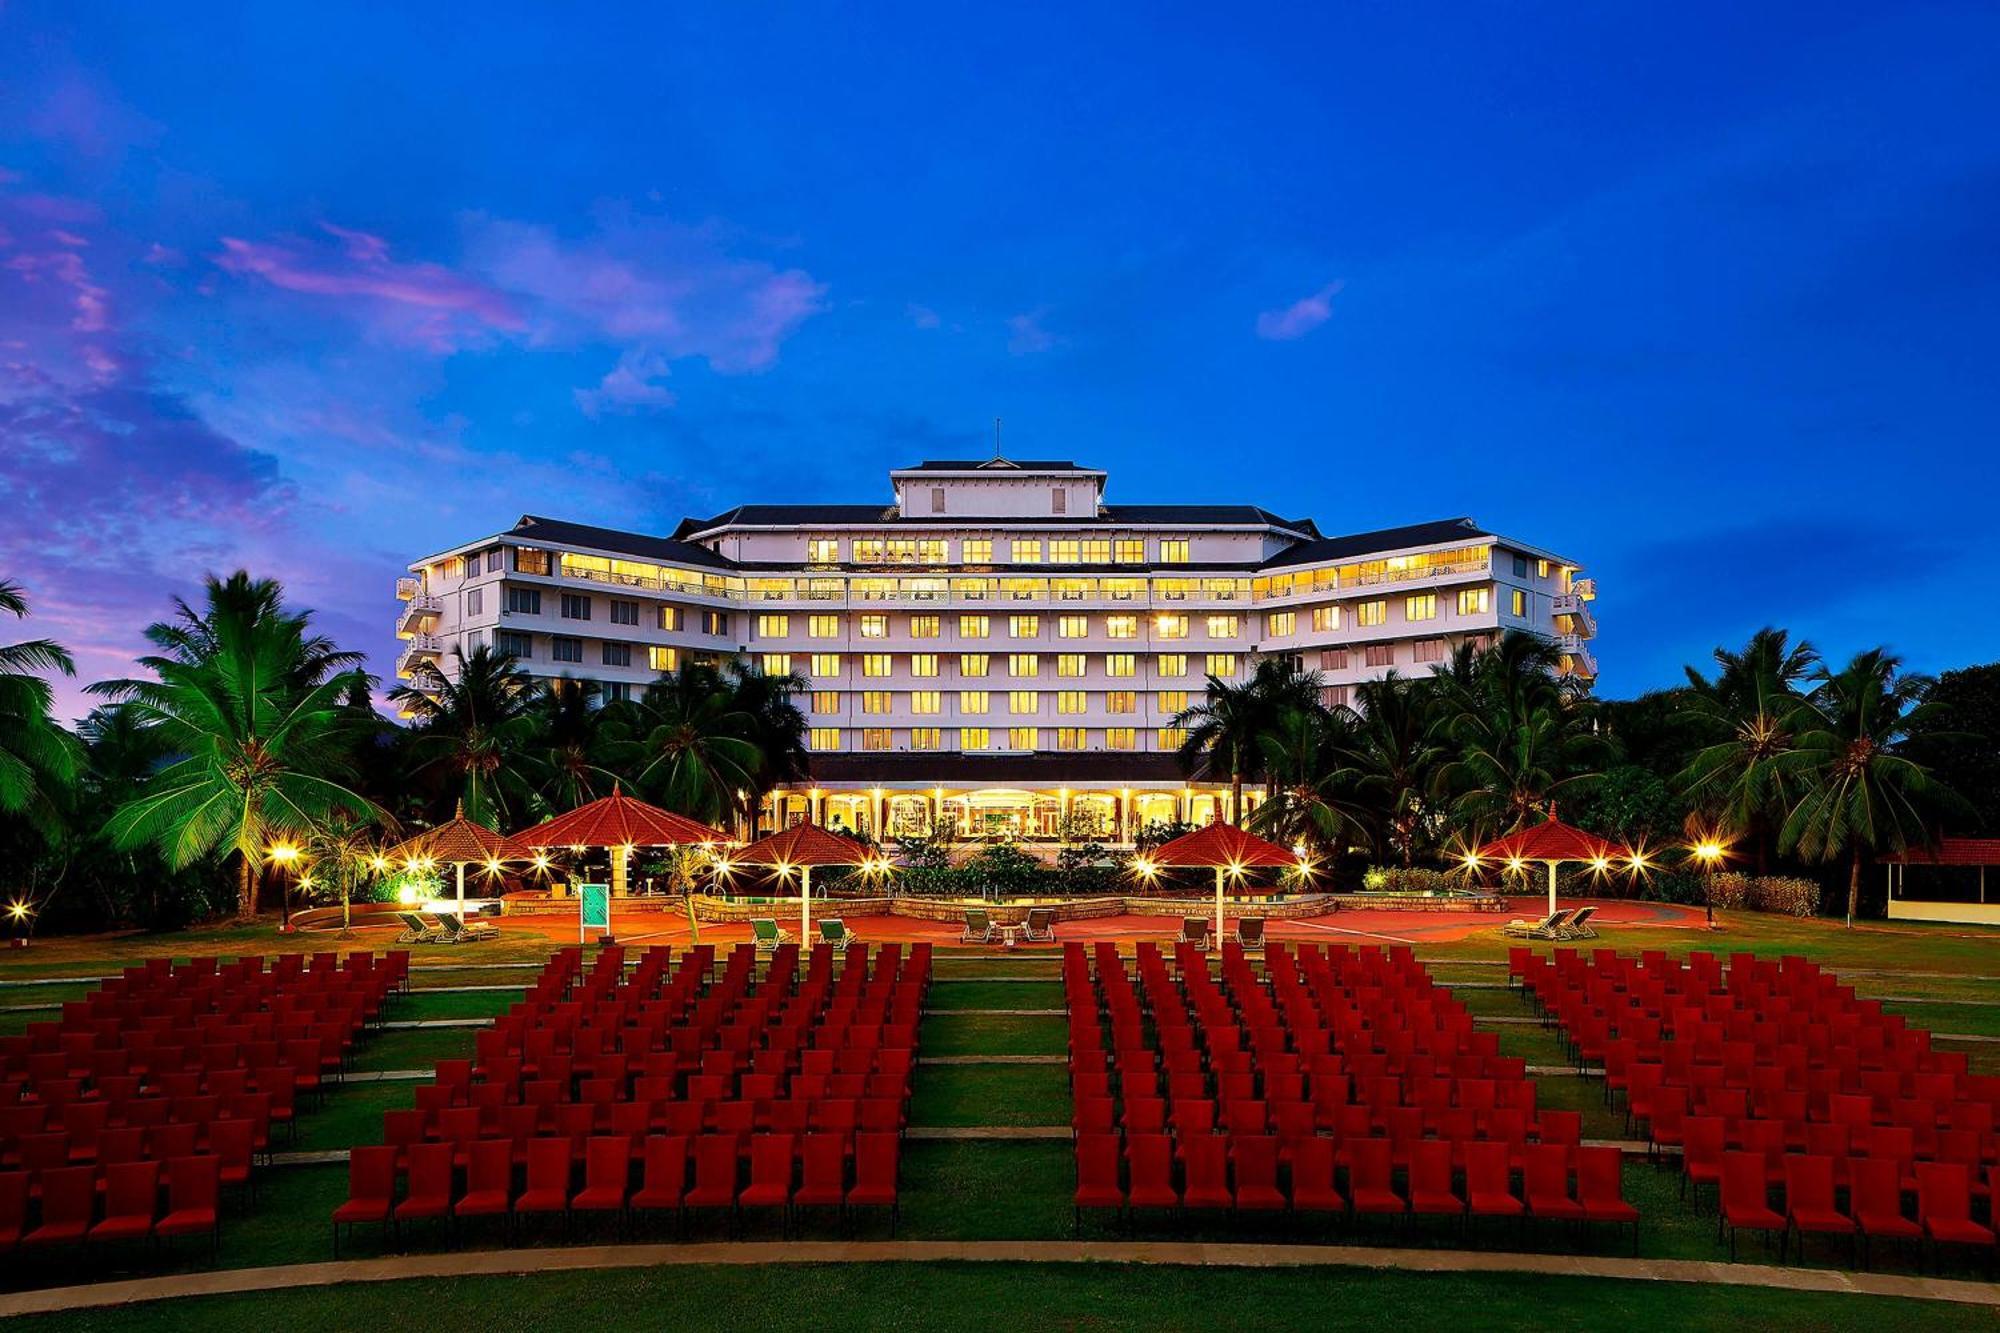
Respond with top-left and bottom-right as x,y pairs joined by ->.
383,1095 -> 908,1163
0,1156 -> 223,1259
1717,1150 -> 1995,1267
334,1131 -> 902,1253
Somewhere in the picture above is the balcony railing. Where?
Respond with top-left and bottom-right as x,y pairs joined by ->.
395,576 -> 423,601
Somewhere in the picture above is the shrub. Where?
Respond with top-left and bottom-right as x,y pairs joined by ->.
1360,866 -> 1459,894
1747,875 -> 1820,917
1706,871 -> 1750,910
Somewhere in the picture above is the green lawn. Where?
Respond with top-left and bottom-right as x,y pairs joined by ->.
924,979 -> 1066,1011
16,1261 -> 1999,1332
908,1065 -> 1070,1127
394,989 -> 519,1022
921,1012 -> 1067,1056
349,1027 -> 479,1073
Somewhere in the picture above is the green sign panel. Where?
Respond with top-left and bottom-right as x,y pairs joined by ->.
579,884 -> 611,930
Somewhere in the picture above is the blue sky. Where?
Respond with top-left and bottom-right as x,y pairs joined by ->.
3,2 -> 1996,718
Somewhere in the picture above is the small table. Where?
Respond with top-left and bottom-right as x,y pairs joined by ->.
998,923 -> 1024,948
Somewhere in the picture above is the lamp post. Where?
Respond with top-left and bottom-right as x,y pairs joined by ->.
7,898 -> 34,948
1693,840 -> 1724,929
268,842 -> 302,932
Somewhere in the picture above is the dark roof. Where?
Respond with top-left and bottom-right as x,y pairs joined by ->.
673,505 -> 891,537
1258,518 -> 1493,570
505,515 -> 735,569
674,503 -> 1311,535
804,752 -> 1186,785
894,458 -> 1095,473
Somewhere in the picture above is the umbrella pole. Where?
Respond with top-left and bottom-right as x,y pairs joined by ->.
456,862 -> 466,926
801,865 -> 812,970
1548,861 -> 1557,919
608,847 -> 625,944
1215,866 -> 1225,946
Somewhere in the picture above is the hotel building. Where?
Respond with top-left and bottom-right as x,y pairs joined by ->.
395,459 -> 1597,844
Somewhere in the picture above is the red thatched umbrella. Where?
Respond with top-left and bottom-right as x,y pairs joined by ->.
1146,823 -> 1304,941
1473,808 -> 1632,918
381,802 -> 528,924
511,787 -> 731,937
732,822 -> 880,946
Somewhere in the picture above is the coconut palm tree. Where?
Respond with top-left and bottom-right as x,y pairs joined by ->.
724,661 -> 809,835
629,663 -> 763,826
388,644 -> 539,828
94,573 -> 381,920
1678,628 -> 1820,872
0,579 -> 80,840
1432,631 -> 1607,828
1174,658 -> 1327,821
526,677 -> 622,815
1247,704 -> 1367,857
1346,672 -> 1448,865
1777,648 -> 1952,928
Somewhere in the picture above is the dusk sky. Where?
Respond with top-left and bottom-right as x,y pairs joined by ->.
4,3 -> 1997,721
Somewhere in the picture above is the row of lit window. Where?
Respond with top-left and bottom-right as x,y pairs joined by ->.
757,652 -> 1238,680
814,536 -> 1192,566
753,612 -> 1245,640
806,727 -> 1189,752
1262,588 -> 1497,636
806,689 -> 1191,716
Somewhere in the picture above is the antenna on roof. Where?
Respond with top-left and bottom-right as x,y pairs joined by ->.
993,416 -> 1002,461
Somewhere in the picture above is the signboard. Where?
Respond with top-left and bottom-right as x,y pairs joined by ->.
579,884 -> 611,940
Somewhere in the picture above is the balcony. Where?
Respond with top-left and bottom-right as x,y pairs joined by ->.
395,576 -> 423,601
395,633 -> 443,680
398,594 -> 442,634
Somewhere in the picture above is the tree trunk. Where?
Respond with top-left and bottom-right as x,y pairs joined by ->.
1229,771 -> 1243,826
1845,846 -> 1863,929
236,854 -> 258,922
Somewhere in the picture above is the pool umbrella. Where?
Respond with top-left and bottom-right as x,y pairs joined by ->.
1148,823 -> 1303,942
381,801 -> 527,925
1473,807 -> 1629,920
733,822 -> 876,950
511,786 -> 731,939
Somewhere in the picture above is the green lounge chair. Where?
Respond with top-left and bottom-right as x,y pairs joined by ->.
960,909 -> 995,945
751,918 -> 789,952
818,918 -> 855,945
1020,907 -> 1057,943
393,911 -> 446,944
1234,917 -> 1266,953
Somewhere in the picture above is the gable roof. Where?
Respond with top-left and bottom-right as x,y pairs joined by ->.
507,515 -> 736,569
1258,517 -> 1493,569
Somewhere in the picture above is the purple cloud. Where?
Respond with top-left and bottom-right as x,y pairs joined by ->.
574,347 -> 676,418
1255,280 -> 1344,341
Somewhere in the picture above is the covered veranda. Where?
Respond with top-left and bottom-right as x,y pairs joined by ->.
1884,837 -> 2000,926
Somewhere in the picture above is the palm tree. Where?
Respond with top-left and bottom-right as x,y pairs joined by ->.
1174,658 -> 1326,821
388,645 -> 539,828
1346,672 -> 1447,865
0,579 -> 80,841
629,663 -> 763,826
1678,628 -> 1820,872
1777,648 -> 1952,928
94,573 -> 381,920
1247,705 -> 1367,857
527,677 -> 621,814
1432,631 -> 1607,828
724,662 -> 809,836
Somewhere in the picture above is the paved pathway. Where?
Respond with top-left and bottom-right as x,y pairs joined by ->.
3,1238 -> 1994,1318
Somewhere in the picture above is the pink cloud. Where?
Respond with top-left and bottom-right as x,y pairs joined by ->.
213,231 -> 525,348
1256,281 -> 1344,341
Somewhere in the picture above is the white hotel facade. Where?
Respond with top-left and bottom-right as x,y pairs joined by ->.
395,459 -> 1597,844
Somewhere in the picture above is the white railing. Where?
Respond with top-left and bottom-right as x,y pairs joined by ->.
401,594 -> 442,616
395,576 -> 422,600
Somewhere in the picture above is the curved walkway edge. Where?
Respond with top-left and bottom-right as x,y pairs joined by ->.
3,1239 -> 1996,1317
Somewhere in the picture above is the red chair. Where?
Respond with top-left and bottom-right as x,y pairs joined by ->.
1681,1116 -> 1725,1206
847,1132 -> 899,1234
1347,1138 -> 1404,1217
1915,1162 -> 1995,1263
332,1145 -> 398,1257
1288,1136 -> 1345,1214
0,1172 -> 27,1252
1073,1134 -> 1124,1230
738,1134 -> 796,1233
1231,1136 -> 1286,1213
1719,1150 -> 1786,1260
1181,1135 -> 1232,1213
454,1139 -> 514,1230
1522,1144 -> 1583,1224
514,1138 -> 573,1233
1407,1140 -> 1462,1219
23,1165 -> 94,1248
1575,1146 -> 1639,1254
1465,1140 -> 1524,1222
631,1135 -> 690,1226
1125,1134 -> 1178,1213
686,1134 -> 742,1218
1782,1153 -> 1853,1264
396,1141 -> 456,1240
571,1135 -> 633,1229
156,1154 -> 221,1262
209,1117 -> 257,1201
1851,1155 -> 1921,1268
88,1159 -> 160,1245
794,1134 -> 848,1217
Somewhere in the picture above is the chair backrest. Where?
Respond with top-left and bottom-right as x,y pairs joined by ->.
752,919 -> 779,941
399,913 -> 430,934
1127,1134 -> 1173,1191
854,1131 -> 897,1187
467,1138 -> 512,1191
168,1153 -> 220,1212
1233,1134 -> 1278,1187
1574,1146 -> 1623,1204
407,1141 -> 455,1197
966,910 -> 989,931
40,1165 -> 96,1224
1182,918 -> 1209,943
1523,1144 -> 1570,1198
1719,1151 -> 1766,1211
1349,1136 -> 1391,1186
1570,906 -> 1597,927
643,1135 -> 689,1191
1783,1153 -> 1835,1212
1028,908 -> 1054,930
347,1143 -> 397,1200
1410,1139 -> 1452,1190
526,1137 -> 569,1188
694,1134 -> 738,1187
801,1133 -> 845,1188
1464,1140 -> 1512,1194
0,1172 -> 28,1230
1076,1133 -> 1120,1190
820,920 -> 847,942
1915,1161 -> 1971,1222
1183,1133 -> 1227,1188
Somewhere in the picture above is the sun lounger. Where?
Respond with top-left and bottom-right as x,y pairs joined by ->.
1234,917 -> 1266,953
394,912 -> 446,944
435,913 -> 498,943
960,909 -> 995,945
1020,907 -> 1057,943
1564,905 -> 1599,939
750,918 -> 790,951
1502,909 -> 1573,941
1179,917 -> 1212,951
818,918 -> 855,945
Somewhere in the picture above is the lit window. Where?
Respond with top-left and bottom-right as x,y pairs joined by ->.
757,614 -> 788,638
805,537 -> 839,563
1311,605 -> 1339,632
1057,653 -> 1087,677
963,727 -> 991,749
1265,611 -> 1296,637
1106,691 -> 1136,714
1058,615 -> 1088,638
762,654 -> 792,676
1510,589 -> 1527,617
863,654 -> 893,677
1538,559 -> 1551,579
1114,538 -> 1144,563
862,728 -> 891,751
811,653 -> 841,677
1009,691 -> 1040,715
807,614 -> 838,638
863,691 -> 892,715
859,614 -> 888,638
811,692 -> 839,715
1007,726 -> 1039,750
1356,601 -> 1387,627
1154,614 -> 1187,639
1457,587 -> 1490,615
1051,539 -> 1080,564
959,690 -> 990,714
1009,654 -> 1039,678
960,653 -> 990,677
911,654 -> 939,677
1158,653 -> 1187,678
962,539 -> 993,564
1157,690 -> 1188,713
911,615 -> 940,638
1056,727 -> 1086,751
1106,614 -> 1138,639
912,690 -> 940,715
1057,690 -> 1087,715
659,606 -> 682,631
1080,539 -> 1110,563
853,539 -> 886,563
648,646 -> 679,673
1206,615 -> 1238,638
1159,539 -> 1190,564
910,727 -> 942,749
1206,654 -> 1238,678
1107,654 -> 1136,678
1405,594 -> 1437,622
702,610 -> 729,636
1011,539 -> 1043,564
1158,727 -> 1188,750
809,727 -> 840,750
1105,727 -> 1136,751
959,614 -> 989,638
1010,615 -> 1040,638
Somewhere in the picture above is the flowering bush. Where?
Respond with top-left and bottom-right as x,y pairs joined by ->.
1361,866 -> 1461,894
1707,872 -> 1751,910
1747,876 -> 1821,917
